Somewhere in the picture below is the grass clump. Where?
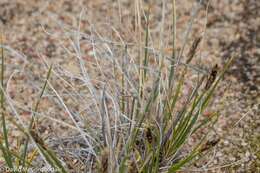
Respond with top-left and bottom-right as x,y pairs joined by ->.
0,1 -> 235,172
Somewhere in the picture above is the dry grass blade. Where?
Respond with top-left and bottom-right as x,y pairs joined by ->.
186,36 -> 202,64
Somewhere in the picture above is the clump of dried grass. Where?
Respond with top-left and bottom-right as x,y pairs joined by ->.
0,1 -> 235,172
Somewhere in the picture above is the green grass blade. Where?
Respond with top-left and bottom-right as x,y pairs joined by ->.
0,142 -> 14,169
191,112 -> 219,135
21,64 -> 53,167
119,73 -> 161,171
45,148 -> 68,173
168,148 -> 199,172
0,33 -> 14,170
143,11 -> 150,80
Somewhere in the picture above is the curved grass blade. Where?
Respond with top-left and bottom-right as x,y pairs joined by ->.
21,64 -> 53,168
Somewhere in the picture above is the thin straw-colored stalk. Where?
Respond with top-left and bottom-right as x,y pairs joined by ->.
168,0 -> 177,87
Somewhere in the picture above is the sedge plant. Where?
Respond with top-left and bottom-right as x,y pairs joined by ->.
0,1 -> 235,172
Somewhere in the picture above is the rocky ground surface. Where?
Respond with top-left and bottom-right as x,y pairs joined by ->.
0,0 -> 259,172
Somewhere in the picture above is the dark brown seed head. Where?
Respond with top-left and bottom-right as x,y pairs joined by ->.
200,137 -> 220,152
30,129 -> 46,149
205,64 -> 219,90
145,127 -> 153,144
99,147 -> 109,173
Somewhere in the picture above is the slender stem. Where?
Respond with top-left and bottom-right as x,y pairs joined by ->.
169,0 -> 177,88
21,64 -> 53,167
